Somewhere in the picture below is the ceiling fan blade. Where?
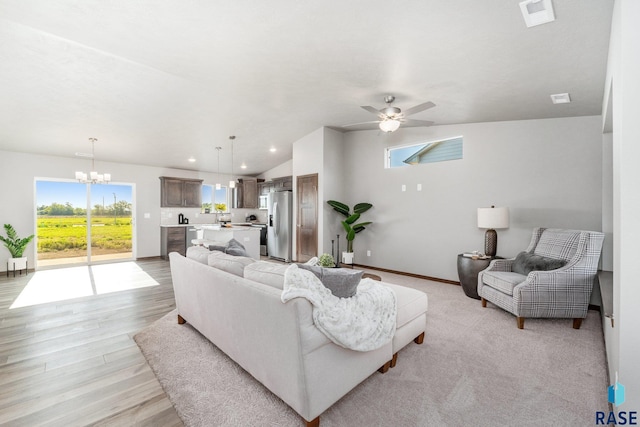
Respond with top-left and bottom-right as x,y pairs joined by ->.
402,101 -> 436,117
401,119 -> 435,127
360,106 -> 384,117
342,120 -> 381,128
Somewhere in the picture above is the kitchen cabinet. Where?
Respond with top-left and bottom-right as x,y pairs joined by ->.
233,178 -> 260,209
161,226 -> 186,259
160,177 -> 203,207
259,181 -> 273,195
272,176 -> 293,191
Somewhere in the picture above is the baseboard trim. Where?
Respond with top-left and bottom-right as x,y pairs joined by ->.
137,256 -> 165,261
351,263 -> 460,286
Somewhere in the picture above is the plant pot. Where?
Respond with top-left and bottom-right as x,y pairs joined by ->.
8,256 -> 27,270
341,251 -> 354,265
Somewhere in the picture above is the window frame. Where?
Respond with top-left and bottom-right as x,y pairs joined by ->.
384,135 -> 463,169
201,184 -> 230,214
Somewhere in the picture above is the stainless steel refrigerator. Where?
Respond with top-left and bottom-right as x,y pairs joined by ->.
267,191 -> 292,262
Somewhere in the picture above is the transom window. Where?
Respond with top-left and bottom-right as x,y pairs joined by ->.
385,136 -> 463,168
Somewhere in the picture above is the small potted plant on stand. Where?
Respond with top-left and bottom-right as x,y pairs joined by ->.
317,253 -> 336,268
327,200 -> 373,265
0,224 -> 34,276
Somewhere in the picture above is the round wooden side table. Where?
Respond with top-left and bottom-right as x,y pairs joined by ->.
456,254 -> 493,300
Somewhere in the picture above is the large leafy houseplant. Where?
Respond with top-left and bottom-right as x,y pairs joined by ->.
0,224 -> 35,259
326,200 -> 373,253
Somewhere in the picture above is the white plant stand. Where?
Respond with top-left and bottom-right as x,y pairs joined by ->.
7,257 -> 28,277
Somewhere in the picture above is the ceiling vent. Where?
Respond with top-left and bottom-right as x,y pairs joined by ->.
550,93 -> 571,104
519,0 -> 555,28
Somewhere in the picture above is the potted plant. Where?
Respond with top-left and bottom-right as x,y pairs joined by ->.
327,200 -> 373,264
317,253 -> 336,268
0,224 -> 34,272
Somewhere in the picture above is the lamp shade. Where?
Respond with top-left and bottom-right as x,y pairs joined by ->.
477,207 -> 509,229
379,119 -> 401,133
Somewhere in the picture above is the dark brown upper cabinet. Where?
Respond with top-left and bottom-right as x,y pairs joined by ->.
160,177 -> 203,208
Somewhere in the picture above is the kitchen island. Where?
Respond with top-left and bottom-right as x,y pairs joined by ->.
161,224 -> 261,260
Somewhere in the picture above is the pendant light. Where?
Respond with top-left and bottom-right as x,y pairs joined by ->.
215,147 -> 222,190
229,135 -> 236,189
75,137 -> 111,183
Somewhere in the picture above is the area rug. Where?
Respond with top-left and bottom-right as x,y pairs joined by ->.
134,277 -> 609,426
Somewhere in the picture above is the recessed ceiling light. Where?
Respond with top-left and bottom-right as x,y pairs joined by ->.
188,157 -> 196,162
519,0 -> 555,28
550,93 -> 571,104
269,147 -> 276,152
240,164 -> 247,169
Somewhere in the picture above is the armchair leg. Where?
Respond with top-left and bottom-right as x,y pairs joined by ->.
481,298 -> 487,308
573,318 -> 583,329
516,317 -> 524,329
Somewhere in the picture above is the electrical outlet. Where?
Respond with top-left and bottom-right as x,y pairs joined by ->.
417,183 -> 422,191
195,213 -> 199,218
144,213 -> 150,219
243,237 -> 250,242
401,184 -> 406,192
367,250 -> 371,257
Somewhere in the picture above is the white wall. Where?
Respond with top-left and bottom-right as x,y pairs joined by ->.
322,128 -> 345,259
608,0 -> 640,411
342,116 -> 603,281
0,149 -> 253,271
257,159 -> 293,181
291,128 -> 324,260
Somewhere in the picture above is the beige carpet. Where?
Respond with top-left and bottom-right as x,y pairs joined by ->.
134,274 -> 609,426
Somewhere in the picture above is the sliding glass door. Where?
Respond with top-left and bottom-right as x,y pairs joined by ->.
35,179 -> 134,267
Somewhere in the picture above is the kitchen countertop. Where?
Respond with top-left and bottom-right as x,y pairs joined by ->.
160,223 -> 261,230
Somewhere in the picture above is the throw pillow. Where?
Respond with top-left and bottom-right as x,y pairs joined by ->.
209,238 -> 250,257
512,251 -> 567,275
297,264 -> 362,298
225,238 -> 250,257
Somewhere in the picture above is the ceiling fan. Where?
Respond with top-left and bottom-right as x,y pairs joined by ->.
343,95 -> 436,133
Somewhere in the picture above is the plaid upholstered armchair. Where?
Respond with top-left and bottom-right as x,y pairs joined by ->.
478,228 -> 604,329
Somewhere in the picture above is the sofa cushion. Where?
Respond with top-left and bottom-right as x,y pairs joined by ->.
512,251 -> 567,275
244,261 -> 289,289
297,264 -> 362,298
208,251 -> 255,277
383,283 -> 428,328
482,271 -> 526,296
186,245 -> 211,264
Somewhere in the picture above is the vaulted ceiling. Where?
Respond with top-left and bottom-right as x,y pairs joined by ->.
0,0 -> 613,175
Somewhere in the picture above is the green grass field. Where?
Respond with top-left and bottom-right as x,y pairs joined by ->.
37,216 -> 132,258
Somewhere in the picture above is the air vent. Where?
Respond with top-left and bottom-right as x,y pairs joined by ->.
550,93 -> 571,104
519,0 -> 555,28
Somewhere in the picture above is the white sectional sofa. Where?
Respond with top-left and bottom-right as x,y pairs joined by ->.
170,248 -> 428,426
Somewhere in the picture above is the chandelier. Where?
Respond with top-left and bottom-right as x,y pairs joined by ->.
75,138 -> 111,184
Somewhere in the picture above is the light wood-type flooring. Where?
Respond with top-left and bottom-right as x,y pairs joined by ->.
0,258 -> 183,426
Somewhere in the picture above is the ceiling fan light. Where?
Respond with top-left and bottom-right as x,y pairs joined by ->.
379,119 -> 401,133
